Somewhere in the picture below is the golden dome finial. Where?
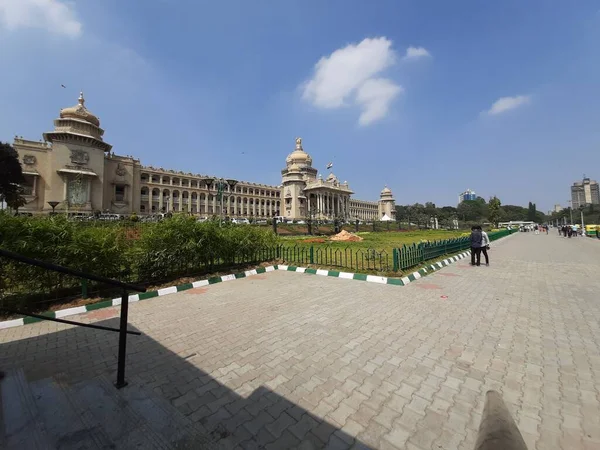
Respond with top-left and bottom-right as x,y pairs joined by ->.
78,91 -> 85,106
295,137 -> 303,150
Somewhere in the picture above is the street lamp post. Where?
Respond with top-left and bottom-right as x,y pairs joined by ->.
47,201 -> 60,215
205,178 -> 237,226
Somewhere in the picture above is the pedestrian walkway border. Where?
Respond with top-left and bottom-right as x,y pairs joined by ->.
0,251 -> 473,330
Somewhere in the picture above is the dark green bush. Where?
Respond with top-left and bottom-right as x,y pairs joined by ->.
0,212 -> 279,309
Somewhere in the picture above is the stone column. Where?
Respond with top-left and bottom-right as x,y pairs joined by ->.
317,193 -> 321,216
159,190 -> 164,212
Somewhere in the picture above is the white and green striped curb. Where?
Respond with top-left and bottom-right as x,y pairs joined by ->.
0,250 -> 472,330
277,250 -> 471,286
0,265 -> 277,330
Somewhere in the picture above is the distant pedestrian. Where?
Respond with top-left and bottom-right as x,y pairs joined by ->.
470,225 -> 483,266
480,227 -> 490,266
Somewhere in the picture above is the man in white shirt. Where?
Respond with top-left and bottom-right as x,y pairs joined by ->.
480,227 -> 490,266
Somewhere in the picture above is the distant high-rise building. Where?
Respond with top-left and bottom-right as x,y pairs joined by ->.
458,189 -> 477,204
553,204 -> 563,213
571,177 -> 600,209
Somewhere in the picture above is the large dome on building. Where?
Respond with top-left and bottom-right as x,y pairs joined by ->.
286,137 -> 313,166
60,92 -> 100,127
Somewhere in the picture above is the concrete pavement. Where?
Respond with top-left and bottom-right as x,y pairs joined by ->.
1,232 -> 599,449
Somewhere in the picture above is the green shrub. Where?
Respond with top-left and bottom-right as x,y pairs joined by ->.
0,212 -> 279,310
131,216 -> 278,280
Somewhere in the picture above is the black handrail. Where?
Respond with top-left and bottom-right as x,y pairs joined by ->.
0,248 -> 145,292
0,248 -> 146,389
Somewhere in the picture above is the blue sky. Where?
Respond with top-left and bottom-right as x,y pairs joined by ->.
1,0 -> 599,212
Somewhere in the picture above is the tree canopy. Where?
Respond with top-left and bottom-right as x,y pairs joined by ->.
0,141 -> 26,210
395,196 -> 547,227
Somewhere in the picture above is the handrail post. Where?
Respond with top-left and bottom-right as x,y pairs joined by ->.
115,288 -> 130,389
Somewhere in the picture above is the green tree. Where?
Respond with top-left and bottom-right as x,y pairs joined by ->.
457,200 -> 486,222
487,196 -> 502,227
0,141 -> 25,211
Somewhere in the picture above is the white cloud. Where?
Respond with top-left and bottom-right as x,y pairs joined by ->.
403,46 -> 431,60
0,0 -> 82,38
356,78 -> 403,126
301,37 -> 402,125
486,95 -> 531,115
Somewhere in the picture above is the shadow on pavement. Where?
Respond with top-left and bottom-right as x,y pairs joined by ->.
0,318 -> 373,449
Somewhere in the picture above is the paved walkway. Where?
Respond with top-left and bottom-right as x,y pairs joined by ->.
1,232 -> 599,449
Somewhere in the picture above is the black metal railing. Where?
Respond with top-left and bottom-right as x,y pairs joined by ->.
0,248 -> 145,389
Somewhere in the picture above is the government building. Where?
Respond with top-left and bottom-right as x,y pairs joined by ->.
13,93 -> 395,222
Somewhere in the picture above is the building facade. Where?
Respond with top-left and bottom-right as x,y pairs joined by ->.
13,93 -> 394,221
571,177 -> 600,209
458,189 -> 477,204
280,138 -> 395,221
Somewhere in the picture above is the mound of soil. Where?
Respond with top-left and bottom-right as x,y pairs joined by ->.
329,230 -> 363,242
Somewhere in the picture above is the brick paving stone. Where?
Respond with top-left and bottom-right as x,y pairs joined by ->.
266,412 -> 296,438
289,414 -> 320,440
381,425 -> 411,449
1,233 -> 599,449
243,411 -> 275,436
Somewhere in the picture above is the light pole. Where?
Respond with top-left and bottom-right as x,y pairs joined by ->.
205,177 -> 237,226
47,201 -> 60,215
568,201 -> 573,224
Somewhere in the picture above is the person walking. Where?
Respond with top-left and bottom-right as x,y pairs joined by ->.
480,226 -> 490,266
470,225 -> 483,266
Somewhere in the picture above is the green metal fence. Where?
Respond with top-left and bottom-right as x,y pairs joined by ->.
278,245 -> 392,273
278,229 -> 514,274
394,229 -> 512,271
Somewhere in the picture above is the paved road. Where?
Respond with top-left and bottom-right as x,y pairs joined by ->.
1,232 -> 599,449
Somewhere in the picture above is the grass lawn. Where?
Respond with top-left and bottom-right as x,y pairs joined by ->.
280,229 -> 468,253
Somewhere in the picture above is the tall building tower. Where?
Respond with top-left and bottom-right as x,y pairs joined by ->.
378,186 -> 396,220
280,137 -> 317,219
571,176 -> 600,209
458,189 -> 477,204
42,92 -> 113,213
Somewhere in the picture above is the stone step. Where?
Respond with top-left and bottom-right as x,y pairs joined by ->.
0,369 -> 50,450
57,373 -> 173,450
29,377 -> 109,449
